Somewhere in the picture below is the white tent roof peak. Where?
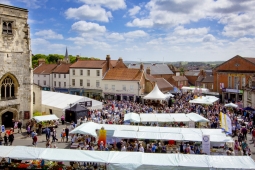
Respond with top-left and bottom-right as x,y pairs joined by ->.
143,83 -> 167,100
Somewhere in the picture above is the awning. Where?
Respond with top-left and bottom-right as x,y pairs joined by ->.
33,114 -> 59,122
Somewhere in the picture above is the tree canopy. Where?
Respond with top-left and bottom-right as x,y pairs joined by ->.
32,54 -> 100,68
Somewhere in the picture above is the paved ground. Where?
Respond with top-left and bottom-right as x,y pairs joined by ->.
7,124 -> 255,160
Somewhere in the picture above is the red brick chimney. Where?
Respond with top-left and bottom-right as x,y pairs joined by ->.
140,63 -> 144,71
106,55 -> 111,70
146,67 -> 150,75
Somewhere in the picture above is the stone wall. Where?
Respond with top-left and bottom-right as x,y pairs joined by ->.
0,4 -> 32,123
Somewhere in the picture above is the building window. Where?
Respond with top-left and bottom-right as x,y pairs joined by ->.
38,80 -> 40,85
112,85 -> 115,91
43,81 -> 46,85
59,82 -> 61,87
97,70 -> 100,76
64,82 -> 66,87
1,76 -> 15,99
54,74 -> 56,78
80,79 -> 83,86
54,81 -> 56,87
248,91 -> 252,100
96,80 -> 100,87
130,85 -> 134,91
64,74 -> 66,78
242,77 -> 245,87
105,84 -> 108,90
59,74 -> 61,78
80,70 -> 83,75
87,70 -> 90,76
72,79 -> 75,86
72,70 -> 75,75
234,76 -> 239,89
228,76 -> 232,88
33,92 -> 35,104
87,80 -> 90,87
123,85 -> 126,91
2,21 -> 12,34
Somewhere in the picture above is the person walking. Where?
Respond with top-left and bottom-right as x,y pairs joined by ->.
65,126 -> 69,142
3,133 -> 8,146
61,128 -> 65,143
61,115 -> 65,125
8,132 -> 14,146
45,127 -> 51,141
0,132 -> 3,145
17,120 -> 22,133
33,133 -> 38,147
52,128 -> 58,143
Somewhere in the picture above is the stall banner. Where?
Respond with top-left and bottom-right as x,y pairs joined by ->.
202,135 -> 210,155
226,114 -> 232,134
98,128 -> 107,146
1,125 -> 5,132
220,112 -> 227,131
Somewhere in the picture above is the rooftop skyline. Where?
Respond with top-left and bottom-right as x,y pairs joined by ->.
3,0 -> 255,62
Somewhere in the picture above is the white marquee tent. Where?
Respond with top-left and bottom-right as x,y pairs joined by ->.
124,112 -> 140,122
224,102 -> 238,108
124,113 -> 209,123
143,84 -> 167,100
189,96 -> 219,105
1,146 -> 255,170
33,114 -> 59,122
181,86 -> 209,93
42,91 -> 102,117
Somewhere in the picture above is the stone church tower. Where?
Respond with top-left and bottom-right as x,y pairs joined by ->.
0,4 -> 33,127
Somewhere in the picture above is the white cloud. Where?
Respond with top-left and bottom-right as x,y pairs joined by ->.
18,0 -> 47,9
35,30 -> 63,39
67,37 -> 111,50
128,6 -> 141,16
107,33 -> 124,40
124,30 -> 148,38
202,34 -> 216,42
173,26 -> 209,36
65,5 -> 112,22
78,0 -> 126,10
71,21 -> 106,35
126,18 -> 154,28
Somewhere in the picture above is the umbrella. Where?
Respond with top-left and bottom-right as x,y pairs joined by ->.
224,103 -> 238,108
243,107 -> 255,111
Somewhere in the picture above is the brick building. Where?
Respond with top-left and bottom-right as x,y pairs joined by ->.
213,55 -> 255,103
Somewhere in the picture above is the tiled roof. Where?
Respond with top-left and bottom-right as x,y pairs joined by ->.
145,73 -> 157,82
128,63 -> 173,75
244,57 -> 255,64
111,60 -> 118,67
103,68 -> 142,81
70,60 -> 107,68
52,63 -> 72,73
196,75 -> 214,83
185,71 -> 200,76
172,76 -> 188,81
33,63 -> 57,74
156,78 -> 173,89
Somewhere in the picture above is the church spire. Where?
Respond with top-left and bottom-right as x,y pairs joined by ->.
65,47 -> 69,63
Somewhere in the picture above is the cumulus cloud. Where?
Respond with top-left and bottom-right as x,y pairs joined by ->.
107,33 -> 124,40
1,0 -> 12,5
203,34 -> 216,42
67,37 -> 111,50
71,21 -> 106,33
126,18 -> 153,28
124,30 -> 148,38
35,29 -> 64,39
65,5 -> 112,22
173,26 -> 209,36
18,0 -> 47,9
78,0 -> 126,10
128,6 -> 141,16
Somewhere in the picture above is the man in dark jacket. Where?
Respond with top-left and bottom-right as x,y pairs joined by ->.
17,120 -> 22,133
65,126 -> 69,142
45,127 -> 51,141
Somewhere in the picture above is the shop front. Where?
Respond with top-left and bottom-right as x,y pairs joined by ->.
41,87 -> 50,91
54,88 -> 69,94
104,93 -> 136,101
222,88 -> 243,103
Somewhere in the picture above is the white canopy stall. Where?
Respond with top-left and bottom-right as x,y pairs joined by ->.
42,91 -> 102,117
143,84 -> 167,100
189,96 -> 219,105
33,114 -> 59,122
124,112 -> 140,123
224,102 -> 238,108
181,86 -> 209,93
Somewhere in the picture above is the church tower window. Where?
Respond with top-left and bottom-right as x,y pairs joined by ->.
1,76 -> 15,99
2,21 -> 13,34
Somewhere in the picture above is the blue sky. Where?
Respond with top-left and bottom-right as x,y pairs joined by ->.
2,0 -> 255,62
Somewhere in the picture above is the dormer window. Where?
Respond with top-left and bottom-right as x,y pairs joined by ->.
2,21 -> 13,34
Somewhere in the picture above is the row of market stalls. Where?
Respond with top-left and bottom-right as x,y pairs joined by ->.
1,146 -> 255,170
124,113 -> 209,123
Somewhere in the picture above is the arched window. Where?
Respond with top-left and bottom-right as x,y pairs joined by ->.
33,92 -> 35,104
0,76 -> 15,100
2,22 -> 12,34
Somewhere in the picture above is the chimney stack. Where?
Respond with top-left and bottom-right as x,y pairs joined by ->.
38,58 -> 45,65
106,55 -> 111,70
76,55 -> 80,62
140,63 -> 144,71
118,57 -> 123,63
146,67 -> 151,75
